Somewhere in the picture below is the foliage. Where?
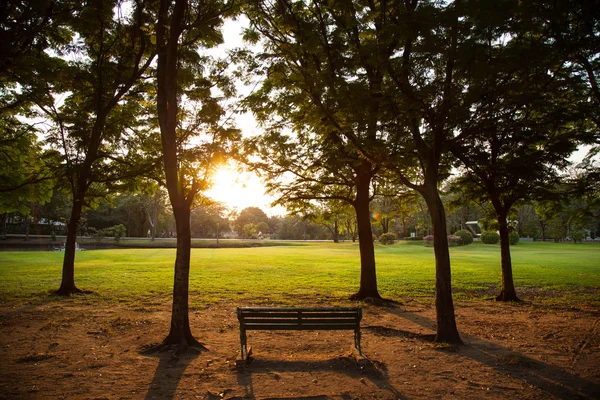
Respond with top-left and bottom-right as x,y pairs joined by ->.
454,230 -> 473,246
447,235 -> 461,247
571,231 -> 585,243
0,120 -> 56,215
424,235 -> 434,247
509,232 -> 520,246
378,233 -> 397,245
547,218 -> 568,241
481,231 -> 500,245
404,236 -> 424,241
90,224 -> 127,243
234,207 -> 269,235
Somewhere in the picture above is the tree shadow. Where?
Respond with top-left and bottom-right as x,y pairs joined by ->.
236,354 -> 407,399
386,307 -> 600,399
141,346 -> 201,400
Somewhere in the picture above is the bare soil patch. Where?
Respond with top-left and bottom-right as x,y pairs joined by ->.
1,298 -> 598,399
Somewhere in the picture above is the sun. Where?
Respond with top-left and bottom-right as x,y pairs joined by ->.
205,164 -> 284,215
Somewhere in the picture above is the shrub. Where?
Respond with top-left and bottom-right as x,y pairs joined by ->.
509,231 -> 520,245
481,231 -> 500,244
454,230 -> 473,246
111,224 -> 126,243
403,236 -> 424,241
379,232 -> 397,245
447,234 -> 461,247
571,230 -> 585,243
424,234 -> 434,247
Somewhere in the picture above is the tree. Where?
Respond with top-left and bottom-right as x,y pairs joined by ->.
302,200 -> 352,243
449,0 -> 591,301
244,1 -> 385,300
139,184 -> 168,241
156,0 -> 239,349
37,0 -> 157,295
0,0 -> 70,237
244,1 -> 467,341
516,204 -> 540,239
0,121 -> 56,223
233,206 -> 269,236
0,0 -> 73,113
191,203 -> 230,238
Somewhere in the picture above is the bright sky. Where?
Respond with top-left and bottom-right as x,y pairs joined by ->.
205,164 -> 286,216
201,18 -> 289,216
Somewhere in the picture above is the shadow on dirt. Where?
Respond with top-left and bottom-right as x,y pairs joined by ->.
236,354 -> 407,399
142,348 -> 200,400
386,306 -> 600,399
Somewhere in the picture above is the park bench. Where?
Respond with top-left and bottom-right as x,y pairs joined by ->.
236,307 -> 362,362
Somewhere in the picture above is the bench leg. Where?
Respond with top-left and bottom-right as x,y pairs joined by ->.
355,330 -> 362,355
240,328 -> 247,360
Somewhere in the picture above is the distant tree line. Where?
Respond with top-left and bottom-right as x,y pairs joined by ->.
3,181 -> 598,243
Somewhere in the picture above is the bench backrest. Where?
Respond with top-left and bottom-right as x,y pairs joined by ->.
237,307 -> 361,331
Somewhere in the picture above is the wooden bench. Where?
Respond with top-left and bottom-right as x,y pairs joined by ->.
236,307 -> 362,361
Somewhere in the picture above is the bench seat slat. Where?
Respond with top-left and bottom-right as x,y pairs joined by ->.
243,324 -> 358,331
243,319 -> 358,325
242,318 -> 358,324
239,312 -> 359,318
238,307 -> 359,312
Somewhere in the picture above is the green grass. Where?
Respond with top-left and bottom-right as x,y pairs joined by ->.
0,241 -> 598,308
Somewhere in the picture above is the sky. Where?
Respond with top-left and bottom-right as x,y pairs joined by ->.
203,17 -> 288,217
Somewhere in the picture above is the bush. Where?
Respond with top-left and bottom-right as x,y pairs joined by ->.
447,235 -> 461,247
571,230 -> 585,243
454,230 -> 473,246
509,231 -> 520,245
90,224 -> 127,243
481,231 -> 500,244
378,232 -> 397,245
403,236 -> 424,241
111,224 -> 126,243
424,234 -> 434,247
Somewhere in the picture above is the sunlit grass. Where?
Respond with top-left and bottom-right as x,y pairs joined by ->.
0,241 -> 598,308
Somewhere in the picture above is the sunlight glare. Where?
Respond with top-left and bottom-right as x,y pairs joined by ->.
206,165 -> 284,216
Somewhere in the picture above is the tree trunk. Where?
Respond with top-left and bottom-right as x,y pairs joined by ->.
1,213 -> 7,239
496,211 -> 520,301
56,192 -> 85,295
156,0 -> 203,350
161,204 -> 202,348
24,217 -> 30,241
540,221 -> 546,241
350,168 -> 380,300
420,184 -> 462,344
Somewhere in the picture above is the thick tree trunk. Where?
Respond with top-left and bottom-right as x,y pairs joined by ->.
350,169 -> 380,300
421,184 -> 462,344
56,192 -> 85,295
155,0 -> 203,351
24,217 -> 30,241
162,204 -> 202,348
496,212 -> 520,301
1,213 -> 7,239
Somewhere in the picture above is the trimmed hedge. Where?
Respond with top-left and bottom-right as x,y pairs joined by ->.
481,231 -> 500,244
454,230 -> 473,246
379,232 -> 397,245
509,231 -> 520,245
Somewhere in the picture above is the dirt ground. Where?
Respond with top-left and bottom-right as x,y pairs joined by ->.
0,296 -> 599,400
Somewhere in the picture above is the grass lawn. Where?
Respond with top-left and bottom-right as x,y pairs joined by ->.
0,240 -> 598,308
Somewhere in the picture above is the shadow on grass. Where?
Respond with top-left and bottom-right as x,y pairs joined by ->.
236,354 -> 407,399
386,306 -> 600,399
